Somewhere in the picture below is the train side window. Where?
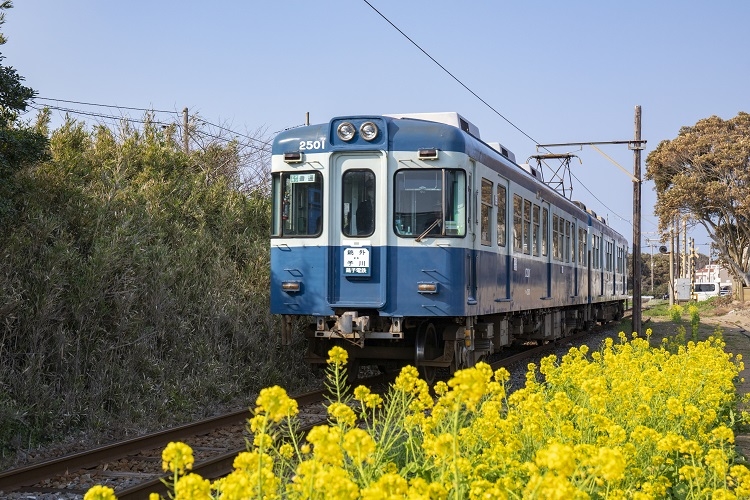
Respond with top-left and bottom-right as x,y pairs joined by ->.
273,171 -> 323,237
496,185 -> 506,247
532,204 -> 540,256
271,173 -> 282,237
542,207 -> 548,256
552,215 -> 560,261
394,168 -> 465,237
342,170 -> 375,237
480,179 -> 492,246
578,228 -> 587,265
565,221 -> 571,262
444,170 -> 466,236
592,234 -> 601,269
523,199 -> 531,254
513,194 -> 522,252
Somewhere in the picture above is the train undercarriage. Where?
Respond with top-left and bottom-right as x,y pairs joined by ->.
287,300 -> 625,382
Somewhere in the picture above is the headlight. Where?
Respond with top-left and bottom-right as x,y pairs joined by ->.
360,121 -> 378,141
337,122 -> 356,141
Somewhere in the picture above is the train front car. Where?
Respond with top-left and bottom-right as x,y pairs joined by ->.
270,112 -> 629,381
271,113 -> 486,380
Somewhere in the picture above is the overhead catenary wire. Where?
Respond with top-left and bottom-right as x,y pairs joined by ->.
361,0 -> 635,229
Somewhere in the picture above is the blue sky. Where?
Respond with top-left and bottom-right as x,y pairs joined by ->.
4,0 -> 749,249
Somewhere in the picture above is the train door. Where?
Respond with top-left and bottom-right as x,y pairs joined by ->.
496,180 -> 511,301
328,152 -> 388,308
543,203 -> 551,299
571,218 -> 578,297
467,164 -> 477,304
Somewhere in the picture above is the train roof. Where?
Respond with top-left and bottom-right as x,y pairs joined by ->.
272,113 -> 626,242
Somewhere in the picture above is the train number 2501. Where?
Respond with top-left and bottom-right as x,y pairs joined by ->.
299,139 -> 326,151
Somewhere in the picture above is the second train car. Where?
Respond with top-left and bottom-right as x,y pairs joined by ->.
270,112 -> 627,381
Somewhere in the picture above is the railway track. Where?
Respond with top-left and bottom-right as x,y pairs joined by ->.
0,389 -> 332,499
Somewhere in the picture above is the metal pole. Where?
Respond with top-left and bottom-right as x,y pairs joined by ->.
682,218 -> 688,280
650,243 -> 654,294
675,218 -> 680,278
669,222 -> 675,306
632,105 -> 642,335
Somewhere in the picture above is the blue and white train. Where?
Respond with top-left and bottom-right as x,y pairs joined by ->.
270,112 -> 628,380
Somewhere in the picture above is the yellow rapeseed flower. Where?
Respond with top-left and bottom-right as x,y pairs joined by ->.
594,447 -> 626,481
354,385 -> 371,401
343,428 -> 376,464
361,472 -> 409,499
704,448 -> 729,477
255,385 -> 299,423
394,365 -> 421,394
219,468 -> 280,500
364,393 -> 384,410
534,442 -> 576,477
234,450 -> 265,471
254,432 -> 274,449
162,441 -> 194,474
307,425 -> 344,466
279,443 -> 294,460
328,346 -> 348,365
289,461 -> 359,499
174,473 -> 212,500
328,402 -> 357,427
448,363 -> 493,410
84,485 -> 117,500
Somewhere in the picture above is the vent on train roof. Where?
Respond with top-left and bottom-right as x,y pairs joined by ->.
597,215 -> 607,225
488,142 -> 517,163
586,208 -> 598,218
573,201 -> 587,211
519,163 -> 539,179
384,112 -> 481,138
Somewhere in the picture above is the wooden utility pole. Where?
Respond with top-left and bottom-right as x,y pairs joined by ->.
183,107 -> 189,153
535,106 -> 646,333
632,105 -> 642,335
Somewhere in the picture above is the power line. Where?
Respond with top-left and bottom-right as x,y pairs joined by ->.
30,103 -> 268,152
35,96 -> 178,115
29,103 -> 173,127
361,0 -> 539,146
34,97 -> 276,149
197,118 -> 273,148
362,0 -> 637,233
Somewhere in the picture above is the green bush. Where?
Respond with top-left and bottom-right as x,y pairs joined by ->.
0,117 -> 315,459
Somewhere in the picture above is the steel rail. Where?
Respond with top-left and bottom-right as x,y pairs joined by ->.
0,389 -> 326,493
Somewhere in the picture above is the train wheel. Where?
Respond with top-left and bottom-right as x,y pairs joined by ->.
416,322 -> 440,385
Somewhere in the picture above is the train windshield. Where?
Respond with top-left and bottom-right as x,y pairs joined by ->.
394,169 -> 466,237
271,172 -> 323,237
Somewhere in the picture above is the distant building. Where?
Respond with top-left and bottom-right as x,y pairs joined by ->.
694,264 -> 732,286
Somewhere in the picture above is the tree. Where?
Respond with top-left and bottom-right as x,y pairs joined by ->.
646,112 -> 750,286
0,0 -> 49,219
